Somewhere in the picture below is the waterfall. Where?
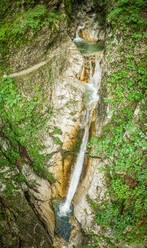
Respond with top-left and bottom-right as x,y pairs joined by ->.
73,24 -> 85,42
59,126 -> 89,215
59,56 -> 101,216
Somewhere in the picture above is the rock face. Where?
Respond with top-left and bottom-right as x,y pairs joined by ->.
0,2 -> 109,248
12,35 -> 86,244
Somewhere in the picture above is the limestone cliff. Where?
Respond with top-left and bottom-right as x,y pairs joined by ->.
0,1 -> 146,248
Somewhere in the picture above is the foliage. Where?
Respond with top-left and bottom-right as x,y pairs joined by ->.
0,0 -> 53,21
88,65 -> 146,244
105,0 -> 147,31
89,120 -> 147,244
64,0 -> 75,17
0,0 -> 14,20
86,0 -> 147,246
0,76 -> 55,198
0,4 -> 62,59
64,0 -> 83,19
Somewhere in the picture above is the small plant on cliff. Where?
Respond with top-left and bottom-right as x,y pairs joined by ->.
0,4 -> 62,61
0,76 -> 55,199
86,0 -> 146,247
106,0 -> 147,30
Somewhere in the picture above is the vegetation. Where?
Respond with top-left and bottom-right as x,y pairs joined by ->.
64,0 -> 84,19
0,76 -> 55,199
85,0 -> 147,247
0,0 -> 146,247
0,2 -> 62,66
0,75 -> 57,244
0,3 -> 63,244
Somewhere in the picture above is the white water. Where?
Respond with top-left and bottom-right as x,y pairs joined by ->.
59,125 -> 89,215
59,55 -> 101,216
85,59 -> 101,107
80,109 -> 87,128
73,24 -> 85,42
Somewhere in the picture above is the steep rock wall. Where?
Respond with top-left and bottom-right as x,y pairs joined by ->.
0,1 -> 110,248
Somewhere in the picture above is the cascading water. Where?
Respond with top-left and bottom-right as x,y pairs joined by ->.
53,25 -> 102,242
59,57 -> 101,217
73,24 -> 104,55
73,24 -> 85,42
59,126 -> 89,215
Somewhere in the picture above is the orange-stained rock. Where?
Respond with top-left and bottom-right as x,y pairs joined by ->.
80,59 -> 90,82
80,66 -> 89,82
62,124 -> 80,151
81,30 -> 97,42
62,154 -> 73,196
73,157 -> 93,206
51,124 -> 82,199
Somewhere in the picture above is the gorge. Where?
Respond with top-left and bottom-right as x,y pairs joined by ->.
0,1 -> 146,248
55,31 -> 102,239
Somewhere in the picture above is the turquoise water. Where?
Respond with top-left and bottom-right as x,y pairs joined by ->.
74,40 -> 104,54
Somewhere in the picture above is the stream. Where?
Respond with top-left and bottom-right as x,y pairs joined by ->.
54,24 -> 102,242
59,58 -> 101,217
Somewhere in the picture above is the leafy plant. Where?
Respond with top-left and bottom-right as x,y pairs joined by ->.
0,4 -> 62,61
0,76 -> 55,199
106,0 -> 147,30
86,1 -> 146,246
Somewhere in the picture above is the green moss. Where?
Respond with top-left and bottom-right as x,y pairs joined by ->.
64,0 -> 83,20
64,0 -> 74,17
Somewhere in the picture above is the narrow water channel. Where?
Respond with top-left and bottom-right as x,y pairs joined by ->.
54,24 -> 102,242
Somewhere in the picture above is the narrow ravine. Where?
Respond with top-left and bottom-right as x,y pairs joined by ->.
54,25 -> 102,242
1,1 -> 145,247
59,58 -> 101,217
